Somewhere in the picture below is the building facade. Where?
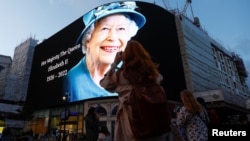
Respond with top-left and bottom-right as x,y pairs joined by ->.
0,55 -> 12,98
0,55 -> 12,128
0,37 -> 38,128
175,14 -> 250,123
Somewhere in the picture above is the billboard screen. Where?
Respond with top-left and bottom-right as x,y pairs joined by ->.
26,1 -> 186,109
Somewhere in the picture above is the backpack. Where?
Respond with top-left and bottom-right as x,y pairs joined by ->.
128,83 -> 171,139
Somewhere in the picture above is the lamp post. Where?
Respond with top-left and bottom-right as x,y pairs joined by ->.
61,92 -> 69,141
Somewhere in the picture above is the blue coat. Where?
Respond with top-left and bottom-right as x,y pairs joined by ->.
63,57 -> 117,102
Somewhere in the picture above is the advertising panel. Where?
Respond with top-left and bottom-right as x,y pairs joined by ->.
26,1 -> 185,109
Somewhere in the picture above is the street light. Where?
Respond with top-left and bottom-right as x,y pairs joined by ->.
61,92 -> 70,141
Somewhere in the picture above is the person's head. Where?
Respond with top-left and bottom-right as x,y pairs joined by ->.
180,89 -> 201,115
196,97 -> 205,104
78,1 -> 146,65
87,107 -> 96,116
197,97 -> 207,108
121,40 -> 160,83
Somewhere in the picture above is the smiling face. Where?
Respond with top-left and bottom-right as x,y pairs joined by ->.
86,14 -> 131,65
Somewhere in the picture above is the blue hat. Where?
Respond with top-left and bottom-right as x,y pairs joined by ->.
76,1 -> 146,44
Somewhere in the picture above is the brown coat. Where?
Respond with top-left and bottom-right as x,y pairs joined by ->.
100,71 -> 136,141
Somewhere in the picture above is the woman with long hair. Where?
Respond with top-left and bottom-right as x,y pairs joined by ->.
176,89 -> 208,141
100,40 -> 170,141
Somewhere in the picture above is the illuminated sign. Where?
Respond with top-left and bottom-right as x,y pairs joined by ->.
26,1 -> 185,109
